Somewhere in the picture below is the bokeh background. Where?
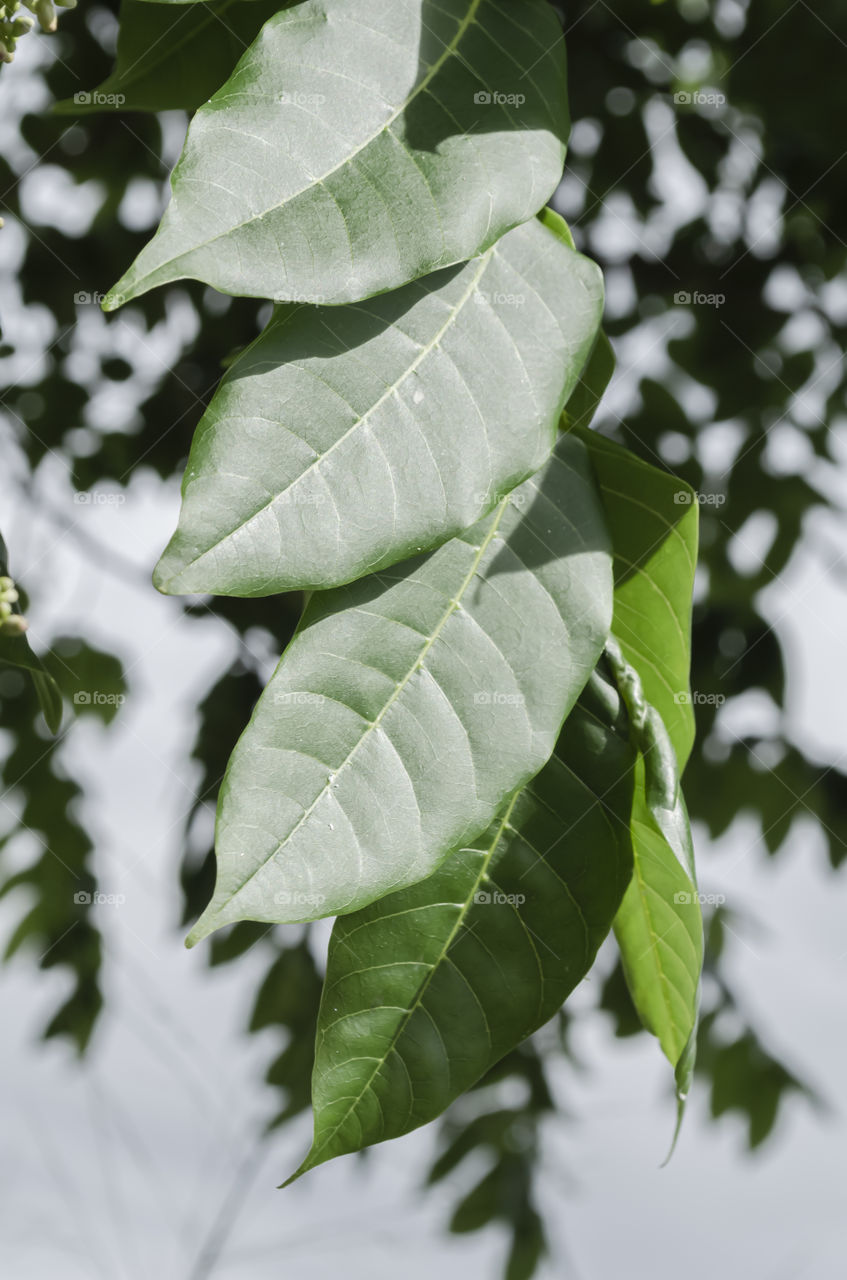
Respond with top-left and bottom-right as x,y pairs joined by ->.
2,1 -> 846,1276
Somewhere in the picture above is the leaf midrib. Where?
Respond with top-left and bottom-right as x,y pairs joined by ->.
164,246 -> 495,584
306,788 -> 521,1170
206,495 -> 511,931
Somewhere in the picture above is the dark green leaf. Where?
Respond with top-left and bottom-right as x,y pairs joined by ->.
55,0 -> 293,116
288,660 -> 634,1178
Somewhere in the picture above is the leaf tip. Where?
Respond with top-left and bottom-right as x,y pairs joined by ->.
280,1145 -> 323,1188
101,287 -> 127,314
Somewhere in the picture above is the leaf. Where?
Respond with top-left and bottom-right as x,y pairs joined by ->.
605,638 -> 702,1123
571,428 -> 701,1116
103,0 -> 569,309
561,329 -> 615,432
55,0 -> 293,116
288,659 -> 635,1179
0,664 -> 103,1053
186,434 -> 613,943
47,637 -> 127,726
576,426 -> 698,771
0,534 -> 62,734
154,216 -> 603,597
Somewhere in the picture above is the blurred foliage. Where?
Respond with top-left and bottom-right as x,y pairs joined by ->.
2,0 -> 846,1273
0,633 -> 127,1050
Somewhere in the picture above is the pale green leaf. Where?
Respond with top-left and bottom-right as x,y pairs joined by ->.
104,0 -> 569,309
154,216 -> 603,597
187,434 -> 612,943
290,659 -> 635,1178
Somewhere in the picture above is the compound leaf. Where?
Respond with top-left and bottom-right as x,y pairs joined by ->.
154,216 -> 603,596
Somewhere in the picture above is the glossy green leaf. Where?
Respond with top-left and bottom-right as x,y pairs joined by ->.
606,639 -> 702,1120
104,0 -> 569,309
289,660 -> 635,1179
154,217 -> 603,597
186,434 -> 613,943
573,425 -> 701,1112
577,426 -> 698,771
55,0 -> 291,115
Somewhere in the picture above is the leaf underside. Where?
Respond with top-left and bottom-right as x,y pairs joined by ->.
104,0 -> 569,308
155,216 -> 603,596
187,433 -> 613,943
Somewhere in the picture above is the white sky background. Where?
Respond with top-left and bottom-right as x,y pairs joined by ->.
2,18 -> 847,1280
